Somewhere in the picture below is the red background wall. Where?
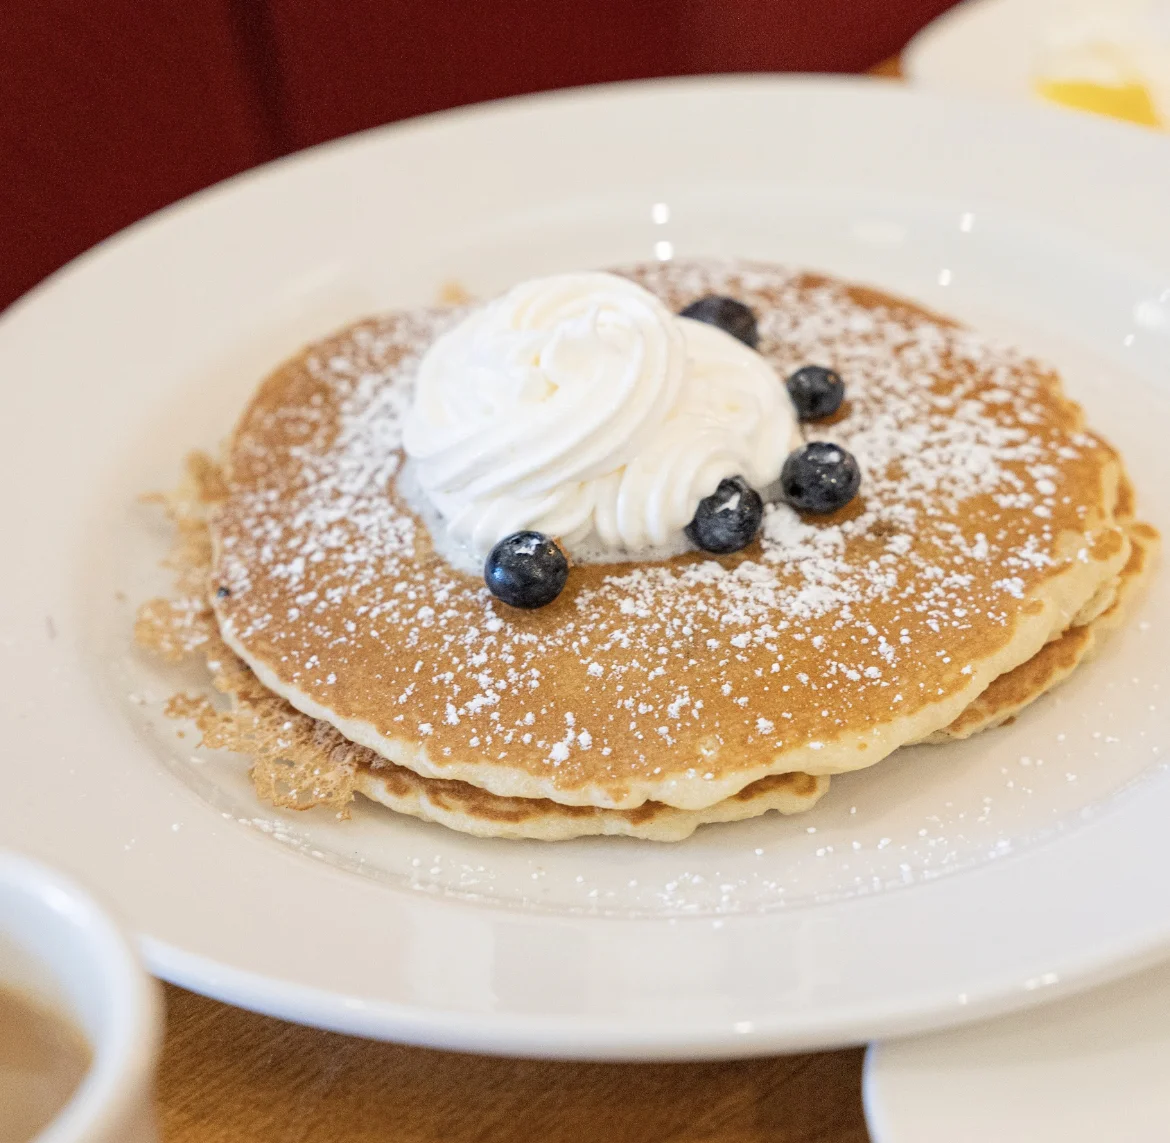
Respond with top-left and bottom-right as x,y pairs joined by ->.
0,0 -> 959,313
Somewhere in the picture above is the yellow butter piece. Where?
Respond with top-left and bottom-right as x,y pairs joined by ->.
1036,79 -> 1163,126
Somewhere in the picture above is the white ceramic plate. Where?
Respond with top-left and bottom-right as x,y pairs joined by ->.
864,961 -> 1170,1141
1,77 -> 1169,1059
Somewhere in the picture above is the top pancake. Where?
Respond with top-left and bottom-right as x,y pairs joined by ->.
210,261 -> 1128,811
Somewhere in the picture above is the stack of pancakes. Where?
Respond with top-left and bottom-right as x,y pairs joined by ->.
137,262 -> 1157,841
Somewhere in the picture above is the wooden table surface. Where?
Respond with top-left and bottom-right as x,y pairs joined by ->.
158,985 -> 871,1142
157,60 -> 905,1143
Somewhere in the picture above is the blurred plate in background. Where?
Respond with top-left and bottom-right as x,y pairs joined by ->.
906,0 -> 1170,127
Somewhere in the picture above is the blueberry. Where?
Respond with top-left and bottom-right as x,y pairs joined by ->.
785,365 -> 845,421
780,442 -> 861,515
484,531 -> 569,609
685,476 -> 764,554
678,295 -> 759,349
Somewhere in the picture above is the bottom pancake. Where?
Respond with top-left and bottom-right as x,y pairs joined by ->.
358,764 -> 827,841
924,519 -> 1159,743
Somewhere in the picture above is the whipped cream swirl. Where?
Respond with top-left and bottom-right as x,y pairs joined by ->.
402,272 -> 800,563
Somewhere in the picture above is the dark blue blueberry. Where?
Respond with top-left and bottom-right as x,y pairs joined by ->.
678,295 -> 759,349
785,365 -> 845,421
780,442 -> 861,515
685,476 -> 764,554
484,531 -> 569,609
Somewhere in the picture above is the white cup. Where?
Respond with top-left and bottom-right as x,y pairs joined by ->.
0,851 -> 162,1143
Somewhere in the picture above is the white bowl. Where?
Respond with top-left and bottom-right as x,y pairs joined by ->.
0,851 -> 161,1143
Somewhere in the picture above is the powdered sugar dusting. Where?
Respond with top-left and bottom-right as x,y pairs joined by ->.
210,262 -> 1117,803
219,310 -> 461,619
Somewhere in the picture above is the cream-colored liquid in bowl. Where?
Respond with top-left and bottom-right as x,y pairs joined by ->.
0,987 -> 92,1143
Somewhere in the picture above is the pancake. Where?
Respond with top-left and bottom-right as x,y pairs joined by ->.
136,448 -> 1148,840
136,459 -> 827,840
353,767 -> 826,841
176,631 -> 829,842
924,518 -> 1159,742
207,262 -> 1130,811
206,261 -> 1130,812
